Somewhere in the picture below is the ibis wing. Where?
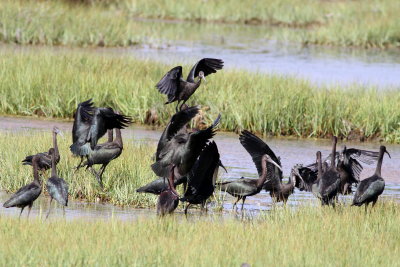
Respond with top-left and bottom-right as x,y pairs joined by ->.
156,66 -> 182,102
345,148 -> 379,165
186,58 -> 224,83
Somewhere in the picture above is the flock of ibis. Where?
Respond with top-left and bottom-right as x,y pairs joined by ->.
2,58 -> 391,217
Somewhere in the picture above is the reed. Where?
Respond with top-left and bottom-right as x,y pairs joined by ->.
0,202 -> 398,266
1,48 -> 399,142
0,0 -> 399,48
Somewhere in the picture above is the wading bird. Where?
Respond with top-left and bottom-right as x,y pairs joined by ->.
70,99 -> 131,171
157,166 -> 179,216
3,156 -> 42,218
46,148 -> 68,218
352,146 -> 390,212
22,126 -> 62,172
238,130 -> 299,203
152,112 -> 221,181
180,141 -> 223,214
319,137 -> 341,206
81,128 -> 124,188
136,176 -> 187,195
156,58 -> 224,112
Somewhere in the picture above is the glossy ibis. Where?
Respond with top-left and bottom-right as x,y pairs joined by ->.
152,112 -> 221,181
217,154 -> 281,210
319,137 -> 341,206
22,126 -> 62,172
157,165 -> 179,216
136,176 -> 187,195
81,128 -> 124,188
180,141 -> 222,214
352,146 -> 390,212
70,99 -> 131,169
3,156 -> 42,218
156,58 -> 224,112
46,148 -> 68,218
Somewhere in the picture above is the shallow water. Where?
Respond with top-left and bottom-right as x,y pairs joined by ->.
0,116 -> 398,219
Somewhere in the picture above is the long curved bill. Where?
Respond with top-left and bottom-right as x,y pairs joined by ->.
218,160 -> 228,173
267,158 -> 282,171
386,150 -> 391,158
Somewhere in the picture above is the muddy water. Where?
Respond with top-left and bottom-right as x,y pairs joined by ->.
0,116 -> 399,219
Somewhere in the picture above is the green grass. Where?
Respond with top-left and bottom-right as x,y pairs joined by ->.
0,131 -> 158,207
1,48 -> 400,142
0,202 -> 399,266
1,0 -> 400,48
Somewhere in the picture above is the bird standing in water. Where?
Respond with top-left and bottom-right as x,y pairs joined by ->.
157,166 -> 179,216
3,156 -> 42,218
156,58 -> 224,112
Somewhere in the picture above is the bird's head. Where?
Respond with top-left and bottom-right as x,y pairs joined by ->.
53,126 -> 63,137
381,146 -> 391,158
199,71 -> 206,82
48,148 -> 55,155
261,154 -> 282,171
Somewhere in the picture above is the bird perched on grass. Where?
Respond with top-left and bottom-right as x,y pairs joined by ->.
156,58 -> 224,112
352,146 -> 390,212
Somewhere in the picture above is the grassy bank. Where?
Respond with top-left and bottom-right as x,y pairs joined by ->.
0,202 -> 399,266
0,0 -> 399,48
1,48 -> 400,142
0,131 -> 158,207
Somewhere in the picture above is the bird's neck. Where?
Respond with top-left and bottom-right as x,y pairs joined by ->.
256,160 -> 267,189
375,149 -> 385,176
51,150 -> 57,177
331,139 -> 337,167
32,161 -> 41,184
114,129 -> 123,148
168,167 -> 179,196
317,154 -> 323,181
53,131 -> 59,158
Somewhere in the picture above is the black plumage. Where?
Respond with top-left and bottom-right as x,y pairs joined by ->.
352,146 -> 390,212
3,156 -> 42,218
136,176 -> 187,195
22,126 -> 62,171
157,166 -> 179,216
156,58 -> 224,111
180,141 -> 221,214
151,113 -> 221,180
319,137 -> 341,206
46,148 -> 68,218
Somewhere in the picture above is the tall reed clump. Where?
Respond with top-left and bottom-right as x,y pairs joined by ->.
0,131 -> 158,207
1,48 -> 399,142
0,202 -> 399,265
1,0 -> 399,48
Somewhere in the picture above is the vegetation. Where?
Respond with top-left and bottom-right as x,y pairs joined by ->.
0,0 -> 399,48
0,131 -> 158,207
0,202 -> 399,266
1,49 -> 400,142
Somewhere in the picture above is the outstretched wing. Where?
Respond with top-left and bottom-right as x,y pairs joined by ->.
88,108 -> 132,149
156,66 -> 182,102
239,130 -> 282,181
71,99 -> 95,143
345,148 -> 379,165
186,58 -> 224,83
156,106 -> 199,161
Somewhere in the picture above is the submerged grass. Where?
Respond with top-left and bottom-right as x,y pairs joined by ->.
0,202 -> 399,266
1,0 -> 400,48
1,48 -> 400,142
0,131 -> 158,207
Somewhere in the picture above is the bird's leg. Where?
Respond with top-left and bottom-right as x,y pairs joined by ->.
46,198 -> 53,219
27,203 -> 33,218
182,181 -> 187,194
89,167 -> 104,189
74,156 -> 84,172
179,100 -> 187,112
241,197 -> 246,211
364,203 -> 369,214
184,203 -> 190,216
232,197 -> 240,211
98,163 -> 109,186
62,206 -> 66,217
343,183 -> 349,195
175,101 -> 180,113
19,207 -> 25,219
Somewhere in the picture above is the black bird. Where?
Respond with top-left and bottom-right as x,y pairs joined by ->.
156,58 -> 224,112
46,148 -> 68,218
217,154 -> 282,210
22,126 -> 62,172
136,176 -> 187,195
152,113 -> 221,181
81,128 -> 124,188
157,166 -> 179,216
3,156 -> 42,218
352,146 -> 390,212
180,141 -> 222,214
238,130 -> 299,203
319,136 -> 341,206
70,99 -> 132,169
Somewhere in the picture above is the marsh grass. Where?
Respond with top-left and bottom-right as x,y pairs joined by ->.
0,131 -> 158,207
0,202 -> 399,266
1,48 -> 400,142
1,0 -> 400,48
